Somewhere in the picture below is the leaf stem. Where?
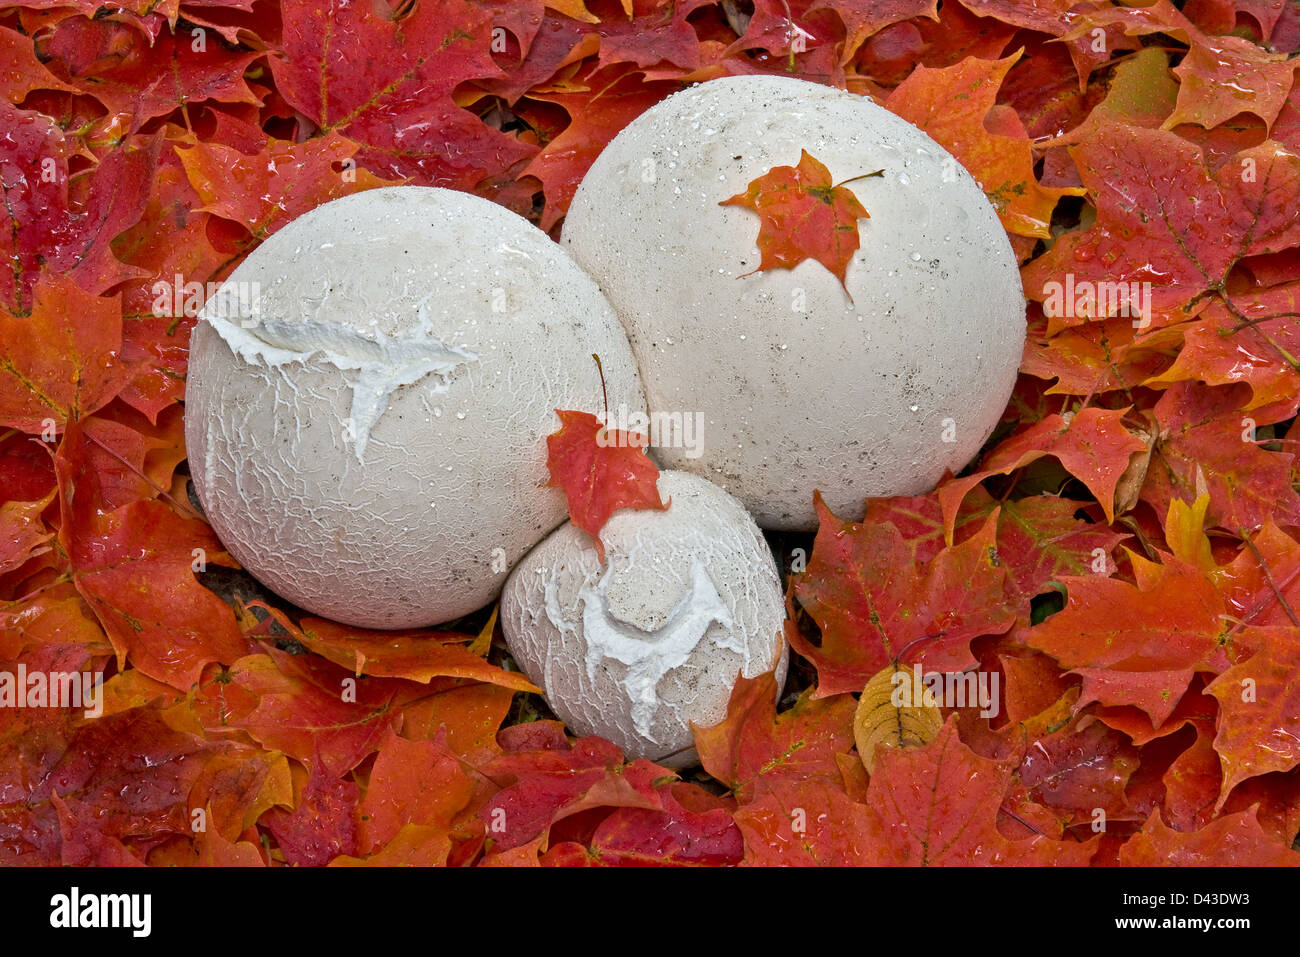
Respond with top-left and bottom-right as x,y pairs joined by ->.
834,169 -> 885,188
592,353 -> 608,424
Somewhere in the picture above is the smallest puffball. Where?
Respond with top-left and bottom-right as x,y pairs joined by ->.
501,470 -> 788,766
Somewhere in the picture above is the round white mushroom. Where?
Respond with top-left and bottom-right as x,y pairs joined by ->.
501,469 -> 788,766
561,74 -> 1026,530
185,186 -> 645,628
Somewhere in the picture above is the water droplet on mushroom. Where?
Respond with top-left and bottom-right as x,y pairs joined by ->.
910,252 -> 921,261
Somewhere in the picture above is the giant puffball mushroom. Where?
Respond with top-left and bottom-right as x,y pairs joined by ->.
501,469 -> 788,766
561,75 -> 1026,531
185,186 -> 645,629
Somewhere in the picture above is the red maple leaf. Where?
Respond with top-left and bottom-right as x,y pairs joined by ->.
693,672 -> 856,802
789,493 -> 1016,692
545,408 -> 668,560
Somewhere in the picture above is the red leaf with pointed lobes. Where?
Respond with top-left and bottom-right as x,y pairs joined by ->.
0,492 -> 54,576
112,150 -> 230,423
195,824 -> 266,867
692,671 -> 856,802
810,0 -> 939,63
1164,496 -> 1300,634
525,63 -> 681,231
269,0 -> 536,192
1207,626 -> 1300,804
1164,33 -> 1295,131
1151,712 -> 1224,832
862,718 -> 1098,865
251,603 -> 538,693
261,752 -> 360,867
1000,651 -> 1079,726
789,493 -> 1014,694
561,789 -> 744,866
1027,553 -> 1231,724
939,407 -> 1148,530
1060,0 -> 1294,131
186,746 -> 293,841
1022,128 -> 1300,323
720,149 -> 875,297
175,131 -> 401,247
1015,720 -> 1140,827
861,485 -> 1126,615
480,730 -> 671,851
1143,382 -> 1300,531
593,0 -> 712,71
0,275 -> 130,433
885,52 -> 1082,238
52,794 -> 148,866
0,24 -> 76,103
185,648 -> 413,776
733,779 -> 878,866
38,16 -> 261,130
0,103 -> 67,313
53,422 -> 247,690
545,408 -> 668,560
356,728 -> 473,858
1118,806 -> 1300,865
1022,311 -> 1174,400
72,404 -> 188,512
399,683 -> 517,764
52,134 -> 163,297
1149,283 -> 1300,415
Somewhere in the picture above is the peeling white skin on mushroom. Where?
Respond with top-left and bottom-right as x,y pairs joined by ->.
577,560 -> 740,739
562,74 -> 1026,531
503,470 -> 788,766
204,311 -> 478,462
185,186 -> 646,628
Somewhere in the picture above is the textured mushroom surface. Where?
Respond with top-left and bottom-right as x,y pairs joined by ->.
562,74 -> 1025,530
186,186 -> 645,628
501,470 -> 787,766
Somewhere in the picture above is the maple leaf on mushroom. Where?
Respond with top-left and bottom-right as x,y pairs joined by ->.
561,74 -> 1028,530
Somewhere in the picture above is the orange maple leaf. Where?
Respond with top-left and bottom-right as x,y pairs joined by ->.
720,149 -> 881,297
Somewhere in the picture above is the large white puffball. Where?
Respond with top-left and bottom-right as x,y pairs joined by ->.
562,75 -> 1025,530
501,470 -> 788,766
185,186 -> 645,628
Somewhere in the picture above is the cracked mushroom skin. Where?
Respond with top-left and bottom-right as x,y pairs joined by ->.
561,74 -> 1026,530
501,470 -> 788,767
185,186 -> 645,629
